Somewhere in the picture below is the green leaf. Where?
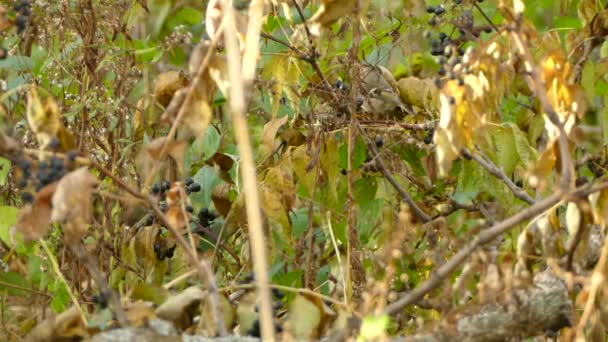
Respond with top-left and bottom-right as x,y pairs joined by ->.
490,126 -> 519,176
0,206 -> 18,248
357,199 -> 383,244
166,7 -> 203,28
0,55 -> 33,71
453,160 -> 483,204
338,136 -> 367,170
508,123 -> 537,167
0,272 -> 30,297
354,176 -> 378,204
50,279 -> 70,312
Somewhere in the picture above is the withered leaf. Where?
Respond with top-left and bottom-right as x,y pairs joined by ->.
259,115 -> 288,161
287,294 -> 322,340
24,306 -> 87,342
211,183 -> 232,218
205,0 -> 247,48
397,76 -> 439,111
189,40 -> 229,96
155,286 -> 207,331
0,6 -> 10,31
16,183 -> 57,242
51,168 -> 99,243
154,70 -> 188,107
308,0 -> 357,36
145,137 -> 187,179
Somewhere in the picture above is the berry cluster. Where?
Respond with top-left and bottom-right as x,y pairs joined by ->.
16,153 -> 76,202
154,243 -> 176,260
14,0 -> 31,34
197,207 -> 217,228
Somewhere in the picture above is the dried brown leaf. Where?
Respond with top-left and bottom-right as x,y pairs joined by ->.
259,115 -> 288,160
24,306 -> 87,342
145,137 -> 188,178
16,183 -> 57,242
154,71 -> 188,107
51,168 -> 99,243
155,286 -> 207,331
0,6 -> 10,31
308,0 -> 356,36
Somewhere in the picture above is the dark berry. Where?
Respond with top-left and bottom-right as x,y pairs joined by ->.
340,169 -> 347,175
165,245 -> 176,259
426,6 -> 436,14
161,180 -> 170,192
17,177 -> 28,188
16,15 -> 27,33
145,215 -> 154,226
438,67 -> 446,76
439,32 -> 448,41
159,201 -> 168,212
67,150 -> 78,162
375,136 -> 384,148
515,180 -> 523,188
364,156 -> 372,163
272,288 -> 284,299
47,138 -> 61,150
0,48 -> 7,60
18,158 -> 31,171
91,294 -> 108,309
50,157 -> 63,170
424,129 -> 434,144
185,177 -> 194,186
151,183 -> 161,194
448,96 -> 456,105
434,5 -> 445,15
21,192 -> 34,203
188,182 -> 201,192
186,205 -> 194,213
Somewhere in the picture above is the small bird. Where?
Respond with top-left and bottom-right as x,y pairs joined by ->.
359,64 -> 416,118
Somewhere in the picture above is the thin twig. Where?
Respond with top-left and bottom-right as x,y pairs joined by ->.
381,180 -> 608,315
88,160 -> 227,335
39,239 -> 88,325
222,1 -> 275,340
356,123 -> 431,223
141,19 -> 226,191
464,148 -> 535,205
70,243 -> 128,326
0,280 -> 52,298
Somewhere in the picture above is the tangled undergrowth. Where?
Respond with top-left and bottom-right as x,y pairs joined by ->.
2,0 -> 608,340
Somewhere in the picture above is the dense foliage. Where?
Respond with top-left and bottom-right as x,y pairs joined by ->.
1,0 -> 608,340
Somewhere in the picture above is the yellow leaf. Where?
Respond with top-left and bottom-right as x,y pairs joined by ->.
288,294 -> 321,340
155,286 -> 207,331
154,70 -> 188,107
309,0 -> 357,36
397,76 -> 439,112
259,115 -> 288,160
27,88 -> 61,149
